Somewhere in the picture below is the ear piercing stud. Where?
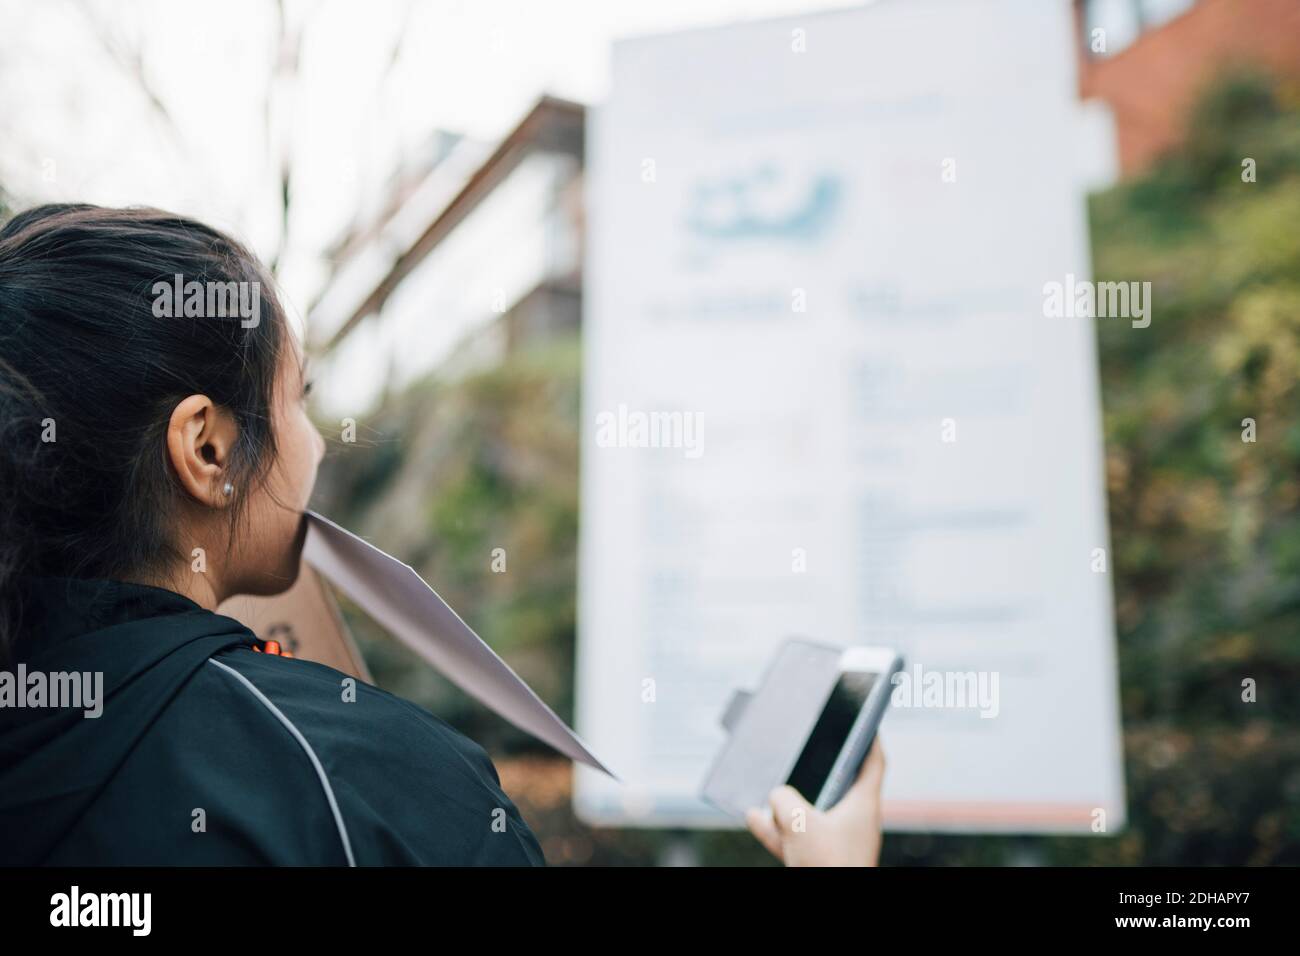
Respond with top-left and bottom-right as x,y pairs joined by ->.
222,482 -> 234,496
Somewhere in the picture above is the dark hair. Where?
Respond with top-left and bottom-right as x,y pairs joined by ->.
0,204 -> 287,658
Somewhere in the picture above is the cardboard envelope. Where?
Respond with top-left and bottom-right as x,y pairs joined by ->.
219,562 -> 372,682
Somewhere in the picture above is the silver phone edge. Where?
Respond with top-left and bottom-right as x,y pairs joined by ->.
813,653 -> 905,812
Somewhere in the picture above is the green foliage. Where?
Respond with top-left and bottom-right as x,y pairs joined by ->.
1083,69 -> 1300,866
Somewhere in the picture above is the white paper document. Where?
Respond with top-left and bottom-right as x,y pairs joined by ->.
303,511 -> 615,777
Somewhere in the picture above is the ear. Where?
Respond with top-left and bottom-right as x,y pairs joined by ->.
166,394 -> 239,507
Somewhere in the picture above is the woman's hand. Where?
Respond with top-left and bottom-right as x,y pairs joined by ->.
745,738 -> 885,867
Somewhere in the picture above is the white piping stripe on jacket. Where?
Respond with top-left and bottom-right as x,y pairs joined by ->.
206,657 -> 357,867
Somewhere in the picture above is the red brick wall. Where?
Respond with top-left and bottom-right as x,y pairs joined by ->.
1078,0 -> 1300,175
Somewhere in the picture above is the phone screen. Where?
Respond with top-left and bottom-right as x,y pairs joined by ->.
785,670 -> 878,801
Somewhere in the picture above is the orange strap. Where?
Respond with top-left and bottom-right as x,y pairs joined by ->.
251,640 -> 294,658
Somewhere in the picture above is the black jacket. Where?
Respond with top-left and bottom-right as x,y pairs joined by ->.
0,577 -> 546,866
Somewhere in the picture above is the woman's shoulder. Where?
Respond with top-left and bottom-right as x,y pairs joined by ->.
200,645 -> 499,786
190,645 -> 546,866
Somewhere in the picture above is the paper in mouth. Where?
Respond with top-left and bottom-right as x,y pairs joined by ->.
302,511 -> 615,778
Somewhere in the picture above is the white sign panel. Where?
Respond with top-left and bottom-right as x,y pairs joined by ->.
577,0 -> 1126,832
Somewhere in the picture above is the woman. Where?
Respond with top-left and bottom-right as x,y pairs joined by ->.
0,203 -> 885,866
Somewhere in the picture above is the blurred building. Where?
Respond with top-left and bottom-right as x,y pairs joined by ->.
309,97 -> 583,418
1076,0 -> 1300,173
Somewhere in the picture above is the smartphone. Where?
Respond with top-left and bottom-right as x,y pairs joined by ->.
700,640 -> 903,817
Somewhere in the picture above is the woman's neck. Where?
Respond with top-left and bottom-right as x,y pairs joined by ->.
132,566 -> 224,611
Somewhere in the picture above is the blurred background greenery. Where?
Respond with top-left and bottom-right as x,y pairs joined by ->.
312,70 -> 1300,866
